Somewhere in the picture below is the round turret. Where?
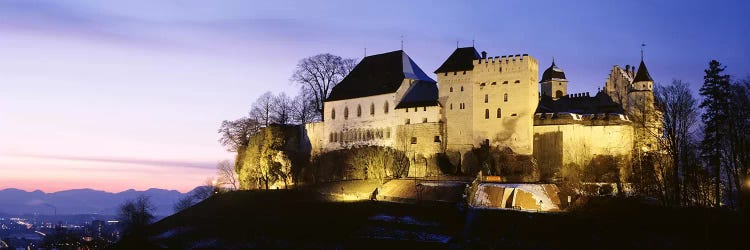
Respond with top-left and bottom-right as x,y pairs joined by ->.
540,61 -> 567,83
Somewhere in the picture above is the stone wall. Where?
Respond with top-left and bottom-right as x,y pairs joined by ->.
533,122 -> 634,182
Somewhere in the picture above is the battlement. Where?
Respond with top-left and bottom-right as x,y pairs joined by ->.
566,92 -> 591,98
534,112 -> 631,126
473,54 -> 534,65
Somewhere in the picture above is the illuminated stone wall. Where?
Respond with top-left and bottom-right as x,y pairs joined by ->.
533,117 -> 634,182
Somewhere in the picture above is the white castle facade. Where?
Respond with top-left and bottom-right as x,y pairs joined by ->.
304,47 -> 659,179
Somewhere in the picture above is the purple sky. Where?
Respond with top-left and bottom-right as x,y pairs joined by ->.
1,0 -> 748,192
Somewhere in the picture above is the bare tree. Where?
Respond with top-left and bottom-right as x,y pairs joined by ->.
250,92 -> 275,127
216,160 -> 238,190
271,92 -> 294,125
218,117 -> 260,152
291,54 -> 357,119
291,90 -> 320,124
117,195 -> 155,237
655,80 -> 699,205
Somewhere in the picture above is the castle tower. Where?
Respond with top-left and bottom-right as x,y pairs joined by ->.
627,59 -> 661,152
437,47 -> 539,157
435,47 -> 481,154
539,60 -> 568,99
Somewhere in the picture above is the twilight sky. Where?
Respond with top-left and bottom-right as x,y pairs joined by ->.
1,0 -> 748,192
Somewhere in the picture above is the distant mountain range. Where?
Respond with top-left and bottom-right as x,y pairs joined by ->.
0,187 -> 197,216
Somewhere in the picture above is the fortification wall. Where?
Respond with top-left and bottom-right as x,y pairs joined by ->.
395,122 -> 444,177
533,123 -> 633,181
303,122 -> 325,157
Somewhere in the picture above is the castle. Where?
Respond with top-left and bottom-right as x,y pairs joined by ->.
304,47 -> 660,181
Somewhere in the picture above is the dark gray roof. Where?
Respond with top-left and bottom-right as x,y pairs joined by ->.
540,61 -> 567,83
434,47 -> 481,73
633,60 -> 653,82
536,92 -> 624,114
395,80 -> 439,109
326,50 -> 434,102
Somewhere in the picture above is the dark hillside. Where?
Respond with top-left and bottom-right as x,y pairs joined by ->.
115,191 -> 747,249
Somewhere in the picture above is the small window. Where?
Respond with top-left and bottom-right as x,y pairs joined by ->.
559,82 -> 562,85
414,107 -> 418,112
503,81 -> 508,84
386,129 -> 391,138
444,72 -> 448,76
511,113 -> 517,116
423,107 -> 426,111
504,93 -> 508,102
450,103 -> 453,110
329,133 -> 333,142
411,137 -> 417,144
499,67 -> 502,72
422,118 -> 427,123
515,80 -> 520,83
450,87 -> 453,92
406,108 -> 408,113
461,86 -> 464,92
384,101 -> 389,114
462,71 -> 466,75
434,136 -> 441,142
344,107 -> 349,119
331,109 -> 336,120
357,105 -> 362,117
480,82 -> 486,87
405,119 -> 410,124
370,103 -> 375,115
453,72 -> 457,75
491,82 -> 497,85
484,94 -> 488,103
497,108 -> 502,118
485,109 -> 489,119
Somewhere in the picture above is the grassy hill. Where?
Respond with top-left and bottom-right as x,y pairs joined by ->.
115,188 -> 747,249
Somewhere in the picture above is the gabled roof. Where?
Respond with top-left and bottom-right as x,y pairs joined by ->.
434,47 -> 481,73
395,80 -> 439,109
633,60 -> 653,82
540,61 -> 567,83
326,50 -> 434,102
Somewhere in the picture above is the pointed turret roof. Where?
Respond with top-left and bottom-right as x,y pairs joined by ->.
633,60 -> 653,82
327,50 -> 435,102
540,60 -> 567,83
434,47 -> 481,73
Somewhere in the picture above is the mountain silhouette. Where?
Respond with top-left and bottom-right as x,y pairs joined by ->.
0,187 -> 198,216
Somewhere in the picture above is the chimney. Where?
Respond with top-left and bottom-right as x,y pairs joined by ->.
481,51 -> 487,59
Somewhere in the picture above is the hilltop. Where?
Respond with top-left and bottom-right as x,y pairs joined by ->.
115,188 -> 747,249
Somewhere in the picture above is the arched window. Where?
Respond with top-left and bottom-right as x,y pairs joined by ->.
450,103 -> 453,110
356,105 -> 362,117
497,108 -> 502,118
450,87 -> 453,92
384,101 -> 389,113
331,109 -> 336,120
484,94 -> 488,103
555,90 -> 563,98
485,109 -> 489,119
504,93 -> 508,102
344,107 -> 349,119
460,86 -> 464,92
370,103 -> 375,116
